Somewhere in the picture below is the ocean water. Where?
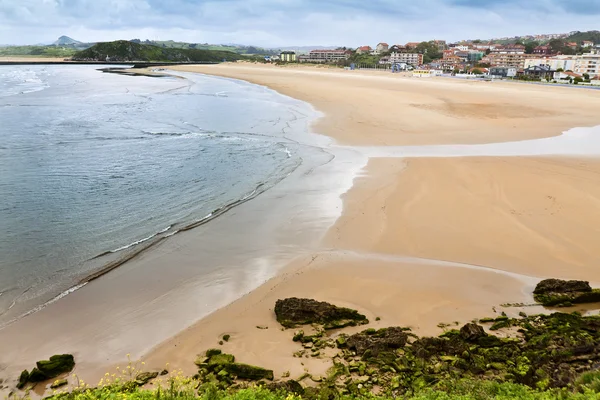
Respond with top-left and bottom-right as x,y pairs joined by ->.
0,65 -> 316,325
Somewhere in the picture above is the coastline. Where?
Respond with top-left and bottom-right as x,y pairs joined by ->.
2,63 -> 600,394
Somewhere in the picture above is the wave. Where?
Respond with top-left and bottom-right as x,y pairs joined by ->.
110,225 -> 172,253
0,283 -> 88,330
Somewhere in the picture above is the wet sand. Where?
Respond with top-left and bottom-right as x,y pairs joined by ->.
171,63 -> 600,146
2,63 -> 600,393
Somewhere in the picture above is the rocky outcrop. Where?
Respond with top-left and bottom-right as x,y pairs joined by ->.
345,327 -> 411,356
274,298 -> 368,329
135,372 -> 159,386
195,350 -> 274,386
17,354 -> 75,389
459,323 -> 486,342
265,380 -> 304,395
534,279 -> 600,306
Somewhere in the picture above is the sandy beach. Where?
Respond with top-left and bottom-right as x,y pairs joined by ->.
2,63 -> 600,393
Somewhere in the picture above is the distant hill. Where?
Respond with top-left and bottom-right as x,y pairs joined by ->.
54,36 -> 82,46
567,31 -> 600,44
72,40 -> 244,62
130,39 -> 279,56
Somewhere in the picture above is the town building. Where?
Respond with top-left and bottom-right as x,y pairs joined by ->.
489,66 -> 517,78
279,51 -> 297,62
405,42 -> 421,49
389,44 -> 406,52
575,50 -> 600,77
521,65 -> 555,80
524,56 -> 577,72
554,71 -> 582,80
375,43 -> 389,54
389,52 -> 423,66
482,53 -> 528,69
492,44 -> 525,54
434,40 -> 447,51
533,45 -> 553,55
356,46 -> 373,54
582,41 -> 594,48
299,49 -> 351,63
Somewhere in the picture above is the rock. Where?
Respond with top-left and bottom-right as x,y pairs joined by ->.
534,279 -> 591,295
160,370 -> 169,376
206,349 -> 222,357
28,368 -> 49,383
459,323 -> 486,342
256,325 -> 269,330
135,372 -> 159,385
533,279 -> 600,307
30,354 -> 75,381
274,298 -> 368,329
346,327 -> 410,357
208,353 -> 235,367
265,379 -> 304,395
222,334 -> 231,342
50,379 -> 68,389
17,370 -> 29,390
223,363 -> 274,381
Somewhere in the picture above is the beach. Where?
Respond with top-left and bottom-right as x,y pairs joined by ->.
2,62 -> 600,392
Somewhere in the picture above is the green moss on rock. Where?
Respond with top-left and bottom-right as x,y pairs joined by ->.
274,298 -> 368,329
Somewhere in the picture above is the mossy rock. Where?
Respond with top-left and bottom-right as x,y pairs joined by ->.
17,370 -> 29,390
135,372 -> 159,386
265,379 -> 304,395
223,363 -> 274,381
206,349 -> 222,357
533,279 -> 600,306
34,354 -> 75,381
208,353 -> 235,367
50,379 -> 68,389
28,368 -> 49,383
274,298 -> 368,329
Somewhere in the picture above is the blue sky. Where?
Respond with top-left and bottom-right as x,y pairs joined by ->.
1,0 -> 599,46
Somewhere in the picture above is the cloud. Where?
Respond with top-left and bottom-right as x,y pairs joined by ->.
0,0 -> 599,46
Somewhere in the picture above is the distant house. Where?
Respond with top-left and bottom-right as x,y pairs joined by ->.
533,45 -> 553,55
390,52 -> 423,66
489,66 -> 517,78
566,42 -> 578,50
375,43 -> 389,54
582,41 -> 594,48
300,49 -> 351,63
434,40 -> 447,51
405,42 -> 421,49
280,51 -> 297,62
522,65 -> 555,79
389,44 -> 406,52
554,71 -> 582,80
356,46 -> 373,54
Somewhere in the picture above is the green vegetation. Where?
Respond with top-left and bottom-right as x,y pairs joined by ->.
0,45 -> 78,58
567,31 -> 600,45
412,41 -> 442,63
72,41 -> 243,62
130,39 -> 279,56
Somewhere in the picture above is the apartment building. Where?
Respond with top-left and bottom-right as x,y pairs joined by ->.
390,52 -> 424,66
300,50 -> 351,63
524,56 -> 577,72
279,51 -> 297,62
482,53 -> 528,69
575,50 -> 600,77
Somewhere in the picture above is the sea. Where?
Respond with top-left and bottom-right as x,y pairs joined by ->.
0,65 -> 318,326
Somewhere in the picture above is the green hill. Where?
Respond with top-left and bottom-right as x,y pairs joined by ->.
567,30 -> 600,45
72,40 -> 243,62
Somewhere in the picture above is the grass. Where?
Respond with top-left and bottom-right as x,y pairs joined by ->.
16,378 -> 600,400
0,46 -> 78,58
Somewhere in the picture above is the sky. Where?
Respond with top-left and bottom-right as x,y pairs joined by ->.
1,0 -> 600,47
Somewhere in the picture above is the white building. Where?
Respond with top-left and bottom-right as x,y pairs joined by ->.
575,50 -> 600,77
524,56 -> 577,72
390,52 -> 423,66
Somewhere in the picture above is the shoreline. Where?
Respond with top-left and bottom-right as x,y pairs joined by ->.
2,63 -> 600,395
